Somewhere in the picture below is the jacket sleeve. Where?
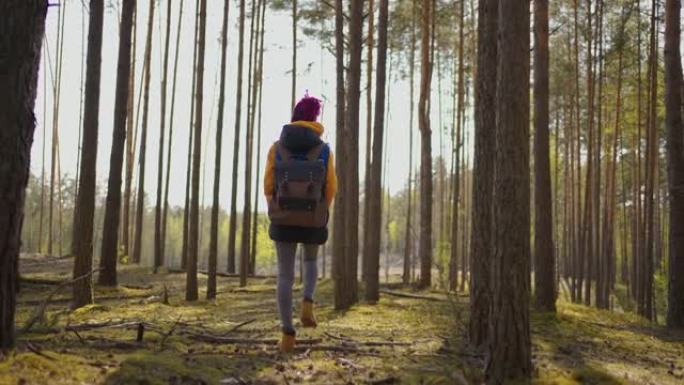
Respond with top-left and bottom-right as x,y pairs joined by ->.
325,150 -> 338,208
264,144 -> 277,198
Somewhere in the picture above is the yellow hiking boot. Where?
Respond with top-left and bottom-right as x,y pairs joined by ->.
301,299 -> 317,328
279,332 -> 296,354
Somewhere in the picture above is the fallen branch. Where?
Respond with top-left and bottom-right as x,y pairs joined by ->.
379,290 -> 447,302
21,268 -> 103,334
323,332 -> 411,347
18,292 -> 152,307
167,269 -> 275,279
223,319 -> 256,335
25,342 -> 56,361
186,331 -> 321,346
20,276 -> 68,286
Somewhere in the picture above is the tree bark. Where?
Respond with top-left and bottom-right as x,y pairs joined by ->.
208,0 -> 230,299
665,0 -> 684,329
0,0 -> 47,349
417,0 -> 433,289
485,0 -> 531,382
99,0 -> 136,287
402,0 -> 417,285
364,0 -> 388,303
469,0 -> 497,349
186,0 -> 208,302
228,0 -> 247,274
71,0 -> 104,308
132,0 -> 156,265
533,0 -> 555,312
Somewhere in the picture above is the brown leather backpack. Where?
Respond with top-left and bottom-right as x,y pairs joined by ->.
267,142 -> 329,228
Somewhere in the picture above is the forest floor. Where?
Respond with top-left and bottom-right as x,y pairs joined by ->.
2,254 -> 684,385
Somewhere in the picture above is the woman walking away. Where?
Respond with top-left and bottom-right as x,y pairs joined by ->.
264,94 -> 337,353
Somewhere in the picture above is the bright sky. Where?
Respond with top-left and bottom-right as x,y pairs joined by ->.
33,1 -> 468,210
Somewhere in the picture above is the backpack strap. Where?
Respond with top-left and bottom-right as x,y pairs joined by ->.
275,142 -> 292,162
319,143 -> 330,169
306,143 -> 325,161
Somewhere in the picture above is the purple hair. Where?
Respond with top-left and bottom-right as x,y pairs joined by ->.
291,94 -> 322,122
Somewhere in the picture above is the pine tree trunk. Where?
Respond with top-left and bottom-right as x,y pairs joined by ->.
485,0 -> 531,381
402,0 -> 417,285
469,0 -> 497,349
417,0 -> 433,289
186,0 -> 208,302
364,0 -> 388,303
228,0 -> 247,274
99,0 -> 136,287
71,0 -> 105,308
533,0 -> 555,312
0,0 -> 47,349
665,0 -> 684,329
332,0 -> 349,309
154,0 -> 173,272
208,0 -> 230,300
132,0 -> 156,265
362,0 -> 375,283
343,0 -> 363,305
122,10 -> 137,259
162,0 -> 185,265
291,0 -> 297,109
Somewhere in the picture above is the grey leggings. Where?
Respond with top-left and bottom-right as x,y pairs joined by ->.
276,242 -> 318,335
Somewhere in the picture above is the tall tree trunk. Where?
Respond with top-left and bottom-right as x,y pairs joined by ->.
228,0 -> 247,274
162,0 -> 186,265
486,0 -> 531,381
291,0 -> 297,109
362,0 -> 375,283
71,0 -> 104,308
99,0 -> 137,287
186,0 -> 208,301
208,0 -> 230,300
122,9 -> 138,259
332,0 -> 349,309
402,0 -> 417,285
132,0 -> 156,265
181,0 -> 200,270
469,0 -> 497,349
364,0 -> 388,303
0,0 -> 47,349
533,0 -> 555,312
665,0 -> 684,329
343,0 -> 363,305
417,0 -> 433,289
154,0 -> 173,272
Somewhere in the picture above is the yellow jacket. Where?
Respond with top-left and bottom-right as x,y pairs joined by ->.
263,121 -> 338,207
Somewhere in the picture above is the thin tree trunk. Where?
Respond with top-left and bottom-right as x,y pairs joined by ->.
364,0 -> 388,303
402,0 -> 417,285
186,0 -> 208,302
122,8 -> 138,258
132,0 -> 156,265
228,0 -> 247,274
154,0 -> 173,272
533,0 -> 555,312
207,0 -> 230,300
362,0 -> 374,283
417,0 -> 433,289
71,0 -> 105,308
162,0 -> 185,265
99,0 -> 136,287
291,0 -> 297,109
0,0 -> 47,349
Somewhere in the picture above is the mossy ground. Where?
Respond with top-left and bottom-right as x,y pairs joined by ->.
3,257 -> 683,385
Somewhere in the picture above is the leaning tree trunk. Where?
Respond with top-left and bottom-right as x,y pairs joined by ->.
485,0 -> 532,382
0,0 -> 47,350
665,0 -> 684,329
208,0 -> 230,300
417,0 -> 433,289
154,0 -> 173,272
533,0 -> 556,312
469,0 -> 497,349
71,0 -> 105,309
364,0 -> 388,303
132,0 -> 156,265
186,0 -> 208,302
99,0 -> 136,287
227,0 -> 247,274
